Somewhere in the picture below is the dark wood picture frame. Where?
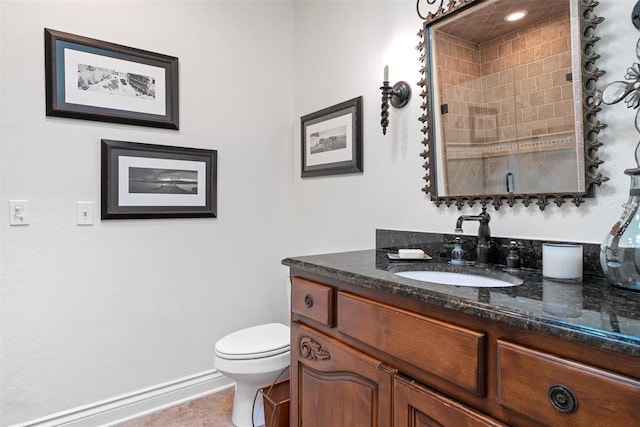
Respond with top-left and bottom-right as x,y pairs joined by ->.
45,28 -> 179,129
301,96 -> 363,177
101,139 -> 216,219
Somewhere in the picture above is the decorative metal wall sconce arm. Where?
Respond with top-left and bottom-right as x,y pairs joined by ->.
380,80 -> 411,135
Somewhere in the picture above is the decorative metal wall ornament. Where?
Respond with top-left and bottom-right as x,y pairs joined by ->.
300,336 -> 331,361
598,3 -> 640,162
633,0 -> 640,30
599,0 -> 640,292
415,0 -> 609,210
416,0 -> 476,22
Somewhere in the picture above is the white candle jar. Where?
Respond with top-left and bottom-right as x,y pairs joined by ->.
542,243 -> 583,282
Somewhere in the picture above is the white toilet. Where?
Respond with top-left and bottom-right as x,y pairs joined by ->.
214,322 -> 290,427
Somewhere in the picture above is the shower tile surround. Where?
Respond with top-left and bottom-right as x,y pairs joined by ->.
434,10 -> 581,195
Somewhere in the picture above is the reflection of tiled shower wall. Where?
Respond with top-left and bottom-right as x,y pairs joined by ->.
447,147 -> 578,195
435,11 -> 577,195
436,11 -> 573,143
481,11 -> 574,140
437,34 -> 482,145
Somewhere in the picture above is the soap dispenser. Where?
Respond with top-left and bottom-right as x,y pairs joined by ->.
451,237 -> 465,265
505,241 -> 521,272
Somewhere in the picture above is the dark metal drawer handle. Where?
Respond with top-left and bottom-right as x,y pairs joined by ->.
304,294 -> 314,308
547,384 -> 578,414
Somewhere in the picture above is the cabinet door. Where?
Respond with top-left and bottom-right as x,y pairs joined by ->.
291,323 -> 395,427
394,375 -> 507,427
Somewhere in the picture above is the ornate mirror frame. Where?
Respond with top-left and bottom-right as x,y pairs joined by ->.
416,0 -> 608,210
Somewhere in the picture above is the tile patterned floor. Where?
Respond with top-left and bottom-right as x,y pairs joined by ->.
118,387 -> 235,427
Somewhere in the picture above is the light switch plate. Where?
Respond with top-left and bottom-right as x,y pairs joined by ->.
9,200 -> 29,225
77,201 -> 94,225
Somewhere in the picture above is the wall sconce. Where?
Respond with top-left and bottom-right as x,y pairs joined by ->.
380,65 -> 411,135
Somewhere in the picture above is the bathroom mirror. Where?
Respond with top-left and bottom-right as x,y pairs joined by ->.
417,0 -> 607,209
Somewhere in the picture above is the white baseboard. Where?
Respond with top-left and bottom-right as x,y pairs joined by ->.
13,370 -> 234,427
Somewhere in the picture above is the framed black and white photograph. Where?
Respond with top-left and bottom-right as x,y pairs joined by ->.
101,140 -> 216,219
45,28 -> 179,129
301,96 -> 363,177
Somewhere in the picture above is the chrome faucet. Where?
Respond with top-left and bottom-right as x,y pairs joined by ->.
455,208 -> 491,266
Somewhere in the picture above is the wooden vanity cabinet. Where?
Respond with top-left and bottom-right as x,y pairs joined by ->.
289,275 -> 640,427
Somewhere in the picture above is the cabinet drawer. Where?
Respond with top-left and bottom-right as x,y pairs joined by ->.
291,277 -> 334,327
497,340 -> 640,426
337,291 -> 486,395
394,375 -> 507,426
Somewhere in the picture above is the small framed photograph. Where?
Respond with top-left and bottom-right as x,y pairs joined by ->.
301,96 -> 363,177
101,140 -> 217,219
45,28 -> 179,129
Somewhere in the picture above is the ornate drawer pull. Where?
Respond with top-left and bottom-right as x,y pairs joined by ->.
304,293 -> 314,308
547,384 -> 578,414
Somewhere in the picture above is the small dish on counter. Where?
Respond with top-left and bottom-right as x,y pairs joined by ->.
387,252 -> 432,261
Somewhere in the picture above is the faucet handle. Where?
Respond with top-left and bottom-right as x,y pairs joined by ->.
502,240 -> 524,249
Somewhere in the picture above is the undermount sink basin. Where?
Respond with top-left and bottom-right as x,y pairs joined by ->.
394,270 -> 523,288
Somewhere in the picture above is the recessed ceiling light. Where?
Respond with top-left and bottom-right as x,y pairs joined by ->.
505,10 -> 527,21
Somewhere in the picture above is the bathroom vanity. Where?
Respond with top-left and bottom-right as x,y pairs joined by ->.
282,245 -> 640,426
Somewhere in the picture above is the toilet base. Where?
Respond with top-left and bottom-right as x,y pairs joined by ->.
231,378 -> 269,427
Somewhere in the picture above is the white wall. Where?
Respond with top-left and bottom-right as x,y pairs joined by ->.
292,0 -> 639,254
1,0 -> 638,425
0,1 -> 294,425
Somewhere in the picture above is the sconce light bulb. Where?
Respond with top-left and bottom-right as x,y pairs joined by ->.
505,10 -> 527,22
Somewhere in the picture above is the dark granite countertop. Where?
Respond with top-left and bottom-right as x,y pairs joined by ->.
282,249 -> 640,358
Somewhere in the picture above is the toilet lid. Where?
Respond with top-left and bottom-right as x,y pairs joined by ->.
215,323 -> 290,360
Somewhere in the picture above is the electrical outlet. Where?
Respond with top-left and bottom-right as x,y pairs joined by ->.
10,200 -> 29,225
